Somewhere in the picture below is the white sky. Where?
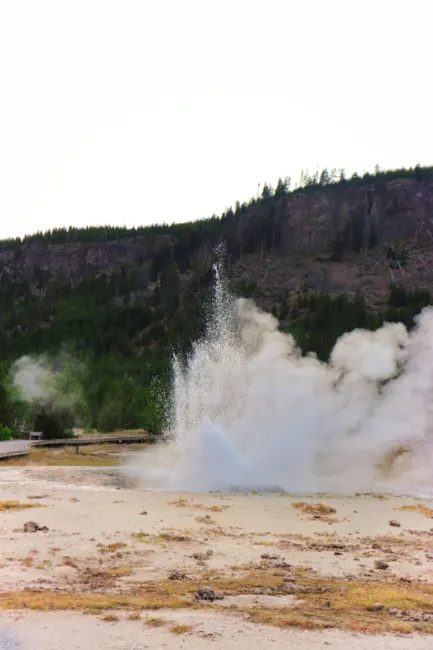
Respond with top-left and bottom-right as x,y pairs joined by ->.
0,0 -> 431,239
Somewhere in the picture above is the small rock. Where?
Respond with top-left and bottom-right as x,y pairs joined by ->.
388,608 -> 401,616
273,561 -> 292,569
168,571 -> 188,580
371,543 -> 380,550
334,551 -> 343,556
374,560 -> 389,570
366,603 -> 385,612
139,511 -> 147,515
195,587 -> 212,600
389,520 -> 401,528
195,586 -> 224,602
192,550 -> 213,561
260,553 -> 278,560
23,521 -> 49,533
425,551 -> 433,560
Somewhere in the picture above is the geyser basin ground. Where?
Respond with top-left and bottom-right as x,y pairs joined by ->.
1,466 -> 433,648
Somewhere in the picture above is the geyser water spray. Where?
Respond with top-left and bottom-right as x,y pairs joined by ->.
127,258 -> 433,494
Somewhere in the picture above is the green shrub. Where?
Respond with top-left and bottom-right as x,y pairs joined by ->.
0,425 -> 13,441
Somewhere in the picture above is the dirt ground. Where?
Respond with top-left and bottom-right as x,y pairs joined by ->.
1,463 -> 433,649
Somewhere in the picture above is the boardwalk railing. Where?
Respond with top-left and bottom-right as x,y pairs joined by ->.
31,434 -> 154,448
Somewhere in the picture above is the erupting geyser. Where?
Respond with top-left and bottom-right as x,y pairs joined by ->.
127,257 -> 433,494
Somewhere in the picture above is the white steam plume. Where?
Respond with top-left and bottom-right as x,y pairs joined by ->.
126,262 -> 433,495
12,356 -> 56,407
11,353 -> 84,417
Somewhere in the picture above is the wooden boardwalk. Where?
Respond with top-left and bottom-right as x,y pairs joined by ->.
0,440 -> 31,460
0,434 -> 153,459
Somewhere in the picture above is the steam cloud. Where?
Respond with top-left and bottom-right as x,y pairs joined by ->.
11,353 -> 84,422
130,263 -> 433,494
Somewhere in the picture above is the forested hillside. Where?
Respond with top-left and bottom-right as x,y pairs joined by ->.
1,164 -> 433,438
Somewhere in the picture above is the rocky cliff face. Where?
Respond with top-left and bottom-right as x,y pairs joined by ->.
265,178 -> 433,254
0,241 -> 150,281
2,179 -> 433,302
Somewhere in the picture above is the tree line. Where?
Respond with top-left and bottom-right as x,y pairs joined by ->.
1,163 -> 432,253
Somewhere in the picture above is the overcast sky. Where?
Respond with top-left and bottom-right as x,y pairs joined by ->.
0,0 -> 431,239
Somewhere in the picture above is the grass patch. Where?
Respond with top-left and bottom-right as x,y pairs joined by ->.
159,568 -> 433,633
397,504 -> 433,518
247,577 -> 433,634
206,504 -> 229,512
135,529 -> 191,545
35,560 -> 51,570
292,502 -> 336,516
101,614 -> 119,622
159,570 -> 286,596
135,531 -> 152,544
170,623 -> 193,634
97,542 -> 127,554
167,498 -> 229,513
291,502 -> 339,521
3,567 -> 433,634
0,501 -> 45,511
167,497 -> 190,507
0,591 -> 185,611
200,527 -> 227,536
145,617 -> 167,627
195,515 -> 216,525
158,532 -> 191,542
106,566 -> 132,577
